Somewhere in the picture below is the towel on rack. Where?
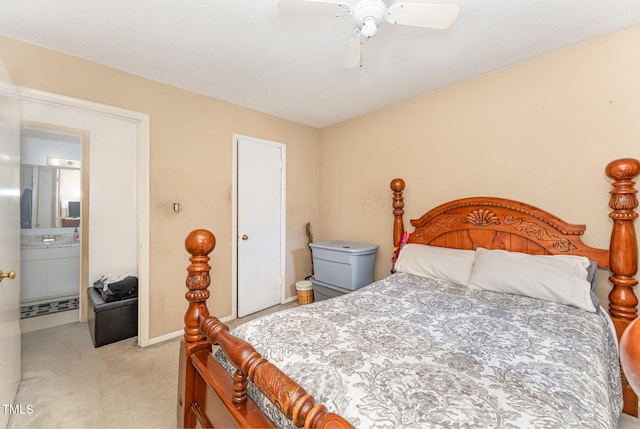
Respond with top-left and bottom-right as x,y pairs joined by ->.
21,188 -> 32,229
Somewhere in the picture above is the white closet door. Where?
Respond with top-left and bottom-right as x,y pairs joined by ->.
237,137 -> 284,318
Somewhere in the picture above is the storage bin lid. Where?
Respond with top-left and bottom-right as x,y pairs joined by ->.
309,240 -> 379,254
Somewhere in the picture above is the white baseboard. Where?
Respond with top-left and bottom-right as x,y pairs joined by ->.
20,310 -> 79,334
145,314 -> 236,346
146,329 -> 183,346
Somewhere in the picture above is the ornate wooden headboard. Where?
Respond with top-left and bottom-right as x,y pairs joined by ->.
391,158 -> 640,415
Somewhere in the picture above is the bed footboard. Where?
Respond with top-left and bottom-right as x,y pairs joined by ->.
177,229 -> 354,429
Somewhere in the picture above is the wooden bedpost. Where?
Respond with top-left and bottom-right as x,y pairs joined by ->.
183,229 -> 216,341
606,158 -> 640,416
178,229 -> 216,428
391,178 -> 406,248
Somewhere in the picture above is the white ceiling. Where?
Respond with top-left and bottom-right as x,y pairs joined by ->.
1,0 -> 639,128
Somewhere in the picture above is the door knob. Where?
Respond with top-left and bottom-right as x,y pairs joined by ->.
0,270 -> 16,282
241,234 -> 249,241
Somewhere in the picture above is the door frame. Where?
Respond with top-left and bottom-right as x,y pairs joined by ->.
232,134 -> 286,320
17,88 -> 151,346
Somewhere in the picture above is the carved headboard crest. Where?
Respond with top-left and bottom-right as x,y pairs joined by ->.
465,208 -> 500,226
401,197 -> 590,258
411,199 -> 586,236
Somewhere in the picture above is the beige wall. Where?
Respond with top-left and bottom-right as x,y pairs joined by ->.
3,24 -> 640,338
0,36 -> 320,339
319,25 -> 640,303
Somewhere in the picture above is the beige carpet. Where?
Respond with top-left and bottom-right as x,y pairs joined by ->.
9,322 -> 179,428
8,308 -> 640,429
7,302 -> 296,429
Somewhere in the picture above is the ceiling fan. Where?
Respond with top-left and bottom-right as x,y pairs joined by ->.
278,0 -> 459,68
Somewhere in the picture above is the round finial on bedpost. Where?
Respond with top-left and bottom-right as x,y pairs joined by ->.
391,178 -> 406,249
621,318 -> 640,399
606,158 -> 640,182
390,178 -> 405,192
184,229 -> 216,342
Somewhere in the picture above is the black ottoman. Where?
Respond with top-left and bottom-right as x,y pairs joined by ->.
88,287 -> 138,347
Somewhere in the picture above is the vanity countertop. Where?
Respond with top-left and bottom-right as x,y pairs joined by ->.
21,233 -> 79,250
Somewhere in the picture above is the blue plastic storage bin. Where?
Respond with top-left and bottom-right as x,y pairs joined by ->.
309,240 -> 378,291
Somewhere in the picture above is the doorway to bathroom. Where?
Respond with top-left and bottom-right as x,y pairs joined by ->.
17,88 -> 150,345
19,125 -> 84,330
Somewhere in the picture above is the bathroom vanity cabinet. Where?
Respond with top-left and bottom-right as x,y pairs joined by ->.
20,245 -> 80,303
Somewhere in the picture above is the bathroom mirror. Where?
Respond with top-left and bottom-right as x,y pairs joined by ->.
20,127 -> 82,229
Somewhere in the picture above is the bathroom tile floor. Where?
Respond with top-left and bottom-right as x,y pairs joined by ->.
20,297 -> 79,319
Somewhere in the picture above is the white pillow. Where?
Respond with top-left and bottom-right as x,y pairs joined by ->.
467,248 -> 596,312
394,244 -> 476,286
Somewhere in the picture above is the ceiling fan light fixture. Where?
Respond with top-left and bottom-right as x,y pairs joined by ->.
360,17 -> 378,38
352,0 -> 385,37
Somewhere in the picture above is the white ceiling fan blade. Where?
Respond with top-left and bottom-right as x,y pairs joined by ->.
344,30 -> 364,68
278,0 -> 351,17
386,3 -> 459,30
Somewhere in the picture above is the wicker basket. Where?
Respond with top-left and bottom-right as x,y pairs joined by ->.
296,280 -> 314,305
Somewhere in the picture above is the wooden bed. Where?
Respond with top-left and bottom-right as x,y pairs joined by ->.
178,157 -> 640,428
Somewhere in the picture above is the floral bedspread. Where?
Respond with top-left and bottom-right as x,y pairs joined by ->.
215,272 -> 622,429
